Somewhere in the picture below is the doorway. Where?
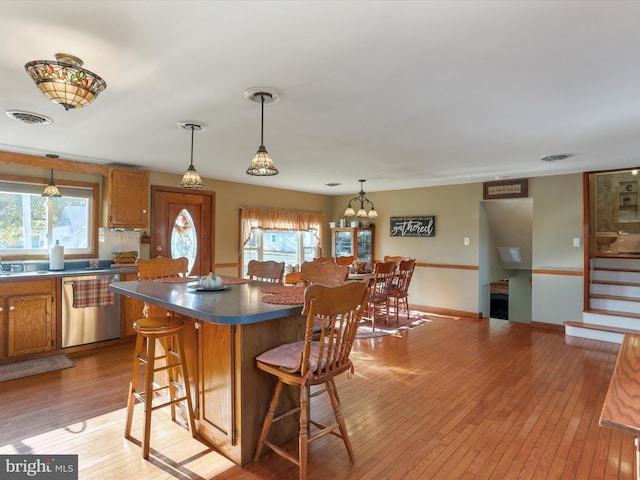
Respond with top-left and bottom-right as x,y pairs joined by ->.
480,198 -> 533,323
151,186 -> 215,276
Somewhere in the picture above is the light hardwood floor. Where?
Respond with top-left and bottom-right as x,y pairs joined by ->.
0,315 -> 632,479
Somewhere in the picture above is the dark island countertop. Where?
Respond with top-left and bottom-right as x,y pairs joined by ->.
110,279 -> 304,325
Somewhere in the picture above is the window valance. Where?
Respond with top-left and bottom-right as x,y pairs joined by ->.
240,207 -> 324,246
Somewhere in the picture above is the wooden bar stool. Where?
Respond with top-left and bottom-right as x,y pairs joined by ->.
253,282 -> 368,480
124,257 -> 196,460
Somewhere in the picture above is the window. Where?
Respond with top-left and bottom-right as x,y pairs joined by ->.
239,207 -> 324,277
0,175 -> 98,259
243,229 -> 318,275
171,208 -> 197,274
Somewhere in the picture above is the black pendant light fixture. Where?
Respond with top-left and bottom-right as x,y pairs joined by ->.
178,122 -> 205,189
344,179 -> 378,219
244,87 -> 280,176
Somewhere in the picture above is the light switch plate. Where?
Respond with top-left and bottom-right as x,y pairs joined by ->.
573,237 -> 581,247
464,237 -> 470,246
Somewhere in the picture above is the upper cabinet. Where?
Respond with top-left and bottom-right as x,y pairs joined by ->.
105,167 -> 149,228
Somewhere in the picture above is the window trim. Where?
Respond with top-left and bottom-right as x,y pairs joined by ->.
0,173 -> 99,261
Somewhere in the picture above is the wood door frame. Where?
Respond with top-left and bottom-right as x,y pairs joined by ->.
150,185 -> 215,273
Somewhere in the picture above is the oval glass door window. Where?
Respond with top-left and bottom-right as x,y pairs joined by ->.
171,208 -> 197,274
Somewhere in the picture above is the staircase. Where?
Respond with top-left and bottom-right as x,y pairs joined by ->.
565,257 -> 640,344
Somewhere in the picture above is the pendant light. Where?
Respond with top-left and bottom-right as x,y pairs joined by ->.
245,88 -> 280,176
344,179 -> 378,219
178,122 -> 205,189
42,168 -> 62,197
25,53 -> 107,110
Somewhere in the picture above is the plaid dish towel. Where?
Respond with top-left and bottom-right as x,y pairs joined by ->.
72,279 -> 115,308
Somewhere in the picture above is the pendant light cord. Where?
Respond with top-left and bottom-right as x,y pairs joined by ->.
190,124 -> 195,167
260,94 -> 265,147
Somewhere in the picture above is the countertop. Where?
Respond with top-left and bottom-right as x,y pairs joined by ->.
110,279 -> 304,325
0,262 -> 137,282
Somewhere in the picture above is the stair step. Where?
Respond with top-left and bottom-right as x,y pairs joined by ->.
593,279 -> 640,287
590,293 -> 640,303
586,308 -> 640,320
593,266 -> 640,273
565,321 -> 640,335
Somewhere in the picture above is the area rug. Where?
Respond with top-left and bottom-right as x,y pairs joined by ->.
356,309 -> 434,339
0,354 -> 74,382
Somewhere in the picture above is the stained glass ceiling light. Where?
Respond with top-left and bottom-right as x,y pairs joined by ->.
42,169 -> 62,197
25,53 -> 107,111
244,88 -> 280,176
178,122 -> 205,189
344,179 -> 378,219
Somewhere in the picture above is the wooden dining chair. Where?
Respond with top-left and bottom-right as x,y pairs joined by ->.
363,261 -> 396,330
247,260 -> 285,283
383,255 -> 410,272
387,259 -> 416,322
335,255 -> 355,267
125,256 -> 196,460
300,261 -> 349,286
253,282 -> 369,480
312,256 -> 335,264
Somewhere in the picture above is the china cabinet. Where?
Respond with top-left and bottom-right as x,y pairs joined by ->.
331,225 -> 375,267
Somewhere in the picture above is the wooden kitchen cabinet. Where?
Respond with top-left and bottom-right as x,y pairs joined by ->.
105,167 -> 149,228
2,278 -> 56,358
120,272 -> 144,337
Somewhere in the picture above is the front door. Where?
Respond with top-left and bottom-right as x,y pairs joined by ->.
151,186 -> 214,276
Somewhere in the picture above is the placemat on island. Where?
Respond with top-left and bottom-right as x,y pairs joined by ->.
222,277 -> 253,285
261,285 -> 305,295
261,292 -> 305,305
153,276 -> 199,283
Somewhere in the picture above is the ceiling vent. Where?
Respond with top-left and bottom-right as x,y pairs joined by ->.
4,110 -> 53,125
540,153 -> 572,162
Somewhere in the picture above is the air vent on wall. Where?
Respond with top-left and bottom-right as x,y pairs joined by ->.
4,110 -> 53,125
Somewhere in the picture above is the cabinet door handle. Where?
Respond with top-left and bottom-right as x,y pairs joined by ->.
0,307 -> 3,312
8,305 -> 15,311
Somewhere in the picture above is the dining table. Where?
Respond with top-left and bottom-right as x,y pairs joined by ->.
348,271 -> 376,283
110,277 -> 306,466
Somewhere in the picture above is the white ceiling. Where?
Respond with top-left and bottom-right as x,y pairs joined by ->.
2,1 -> 640,195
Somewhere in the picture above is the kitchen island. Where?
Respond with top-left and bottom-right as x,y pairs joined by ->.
110,279 -> 305,465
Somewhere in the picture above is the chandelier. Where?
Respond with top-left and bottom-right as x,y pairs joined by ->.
344,179 -> 378,219
25,53 -> 107,110
178,122 -> 205,189
245,88 -> 280,176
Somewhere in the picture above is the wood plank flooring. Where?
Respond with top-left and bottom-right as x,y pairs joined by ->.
0,314 -> 633,479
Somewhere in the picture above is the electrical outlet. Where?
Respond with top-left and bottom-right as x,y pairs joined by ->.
573,237 -> 581,247
464,237 -> 470,246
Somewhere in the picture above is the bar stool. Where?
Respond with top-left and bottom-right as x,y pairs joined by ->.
253,282 -> 368,480
124,257 -> 196,460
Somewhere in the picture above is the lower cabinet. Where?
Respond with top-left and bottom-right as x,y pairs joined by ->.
181,313 -> 305,465
1,278 -> 56,358
120,272 -> 144,337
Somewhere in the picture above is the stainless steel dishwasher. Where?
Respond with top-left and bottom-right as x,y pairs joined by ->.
61,273 -> 121,348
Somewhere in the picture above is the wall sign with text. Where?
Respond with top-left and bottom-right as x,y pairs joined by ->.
390,216 -> 435,237
483,178 -> 528,199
